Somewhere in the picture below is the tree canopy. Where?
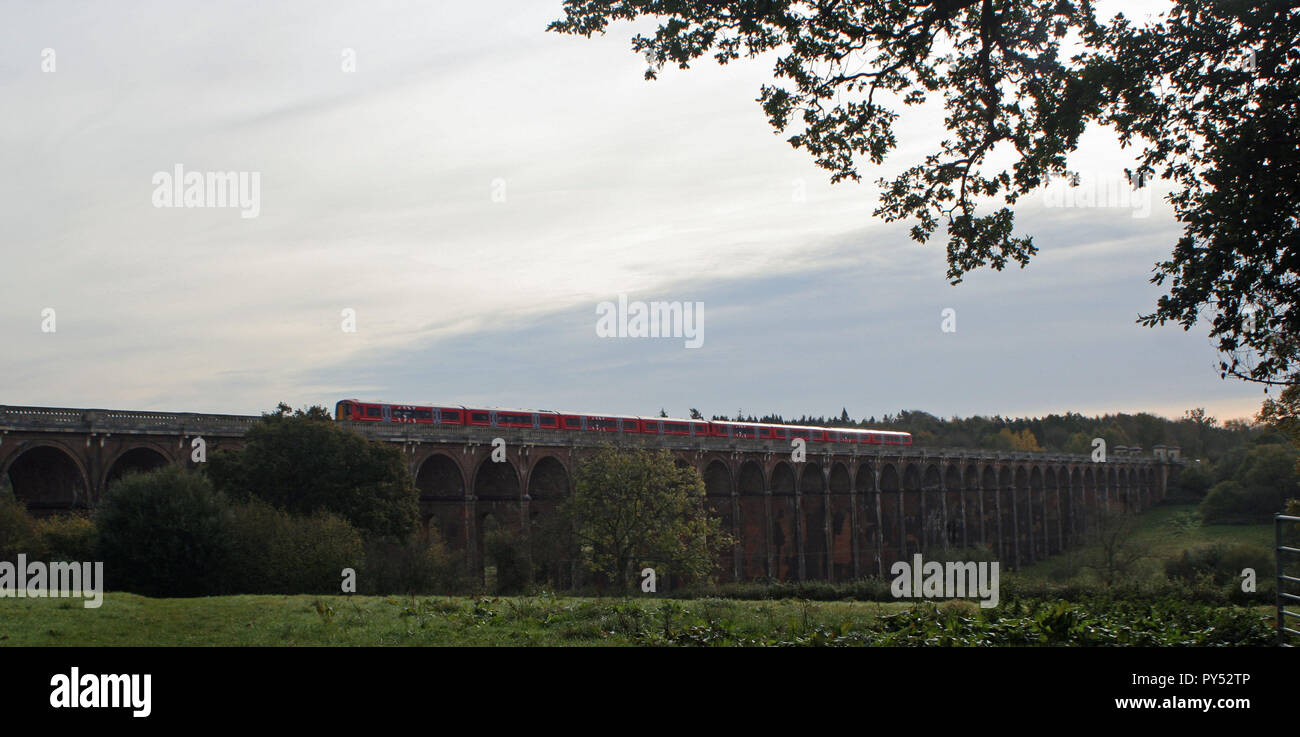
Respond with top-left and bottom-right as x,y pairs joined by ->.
564,446 -> 732,589
550,1 -> 1300,385
207,404 -> 418,539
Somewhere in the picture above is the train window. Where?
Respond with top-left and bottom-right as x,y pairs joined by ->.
692,423 -> 706,434
623,420 -> 637,431
414,409 -> 432,420
366,406 -> 381,418
664,422 -> 687,433
564,417 -> 582,429
588,418 -> 616,431
539,416 -> 556,427
498,413 -> 530,425
471,412 -> 489,423
440,411 -> 460,422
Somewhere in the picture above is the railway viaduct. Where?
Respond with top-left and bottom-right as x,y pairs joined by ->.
0,404 -> 1184,582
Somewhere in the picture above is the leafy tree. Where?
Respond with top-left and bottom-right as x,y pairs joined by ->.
95,465 -> 234,597
1260,381 -> 1300,479
563,446 -> 733,590
207,404 -> 418,539
1174,461 -> 1214,499
550,1 -> 1300,384
1200,443 -> 1300,523
689,408 -> 704,419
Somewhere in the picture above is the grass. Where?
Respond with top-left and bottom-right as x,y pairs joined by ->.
0,593 -> 920,646
0,590 -> 1277,646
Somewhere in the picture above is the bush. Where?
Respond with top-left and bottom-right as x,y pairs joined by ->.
1172,462 -> 1213,500
35,514 -> 96,561
482,520 -> 531,595
95,466 -> 234,597
225,499 -> 364,595
1199,480 -> 1247,524
0,488 -> 39,561
360,532 -> 466,595
1165,542 -> 1274,587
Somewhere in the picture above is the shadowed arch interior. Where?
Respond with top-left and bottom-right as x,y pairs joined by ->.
770,462 -> 797,579
105,447 -> 169,490
416,454 -> 464,499
474,458 -> 520,499
799,463 -> 827,580
6,445 -> 86,511
415,453 -> 465,549
736,460 -> 766,579
527,456 -> 569,500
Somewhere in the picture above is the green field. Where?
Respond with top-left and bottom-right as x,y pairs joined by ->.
0,592 -> 1277,646
0,593 -> 922,646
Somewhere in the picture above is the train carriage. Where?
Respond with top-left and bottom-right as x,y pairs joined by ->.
335,399 -> 910,445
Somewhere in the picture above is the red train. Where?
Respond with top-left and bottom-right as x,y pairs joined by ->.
334,400 -> 912,446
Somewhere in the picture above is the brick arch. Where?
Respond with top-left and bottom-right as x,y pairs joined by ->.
701,458 -> 736,581
1029,466 -> 1045,559
2,441 -> 90,511
921,463 -> 943,552
798,462 -> 827,580
526,454 -> 569,500
854,461 -> 876,492
878,463 -> 901,566
853,462 -> 879,575
702,458 -> 732,496
826,462 -> 853,580
103,444 -> 172,493
901,463 -> 921,559
943,464 -> 962,548
1044,466 -> 1060,555
472,457 -> 520,500
963,463 -> 982,548
415,452 -> 467,550
415,452 -> 466,499
736,460 -> 765,579
770,461 -> 798,580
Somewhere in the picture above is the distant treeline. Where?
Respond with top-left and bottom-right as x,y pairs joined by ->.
692,407 -> 1277,463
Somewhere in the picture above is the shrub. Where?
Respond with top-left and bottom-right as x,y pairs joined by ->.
94,466 -> 234,597
1172,462 -> 1213,500
360,532 -> 465,595
0,488 -> 39,561
1165,542 -> 1274,587
482,519 -> 531,595
35,514 -> 97,561
225,499 -> 364,595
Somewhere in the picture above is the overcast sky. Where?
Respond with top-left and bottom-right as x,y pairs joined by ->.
0,0 -> 1266,425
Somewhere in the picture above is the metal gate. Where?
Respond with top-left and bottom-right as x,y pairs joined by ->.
1277,513 -> 1300,646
